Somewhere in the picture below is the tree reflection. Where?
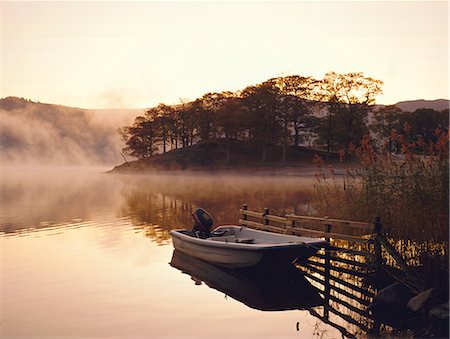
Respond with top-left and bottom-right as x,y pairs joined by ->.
121,190 -> 194,244
120,173 -> 315,244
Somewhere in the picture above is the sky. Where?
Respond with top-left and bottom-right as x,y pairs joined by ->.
1,1 -> 448,109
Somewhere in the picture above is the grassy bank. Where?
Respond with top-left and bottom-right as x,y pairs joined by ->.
109,138 -> 343,173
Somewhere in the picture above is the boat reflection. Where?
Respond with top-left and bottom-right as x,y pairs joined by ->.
170,249 -> 323,311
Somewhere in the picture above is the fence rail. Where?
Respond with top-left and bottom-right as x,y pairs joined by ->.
239,205 -> 377,243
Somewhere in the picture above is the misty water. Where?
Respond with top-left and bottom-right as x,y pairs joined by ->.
1,166 -> 353,338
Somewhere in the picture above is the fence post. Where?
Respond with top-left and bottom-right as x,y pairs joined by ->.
263,207 -> 269,227
324,223 -> 332,320
287,216 -> 295,235
374,216 -> 383,288
242,204 -> 248,221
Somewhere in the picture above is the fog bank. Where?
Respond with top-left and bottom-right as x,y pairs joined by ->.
0,97 -> 141,166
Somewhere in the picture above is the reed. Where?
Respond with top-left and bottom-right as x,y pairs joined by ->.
312,127 -> 449,245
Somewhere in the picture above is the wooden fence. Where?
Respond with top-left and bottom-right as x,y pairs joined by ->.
238,204 -> 415,337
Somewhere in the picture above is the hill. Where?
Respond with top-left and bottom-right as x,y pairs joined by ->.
392,99 -> 449,112
0,97 -> 142,165
108,138 -> 341,173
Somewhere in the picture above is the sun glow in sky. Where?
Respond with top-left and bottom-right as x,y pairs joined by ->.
1,1 -> 448,109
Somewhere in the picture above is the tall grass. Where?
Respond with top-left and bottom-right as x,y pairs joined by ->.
313,127 -> 449,244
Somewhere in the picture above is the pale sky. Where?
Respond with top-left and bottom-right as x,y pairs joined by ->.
1,1 -> 448,109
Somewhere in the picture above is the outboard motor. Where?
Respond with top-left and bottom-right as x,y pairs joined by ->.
192,208 -> 213,238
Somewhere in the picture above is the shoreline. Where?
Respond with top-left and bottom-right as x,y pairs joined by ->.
106,162 -> 351,178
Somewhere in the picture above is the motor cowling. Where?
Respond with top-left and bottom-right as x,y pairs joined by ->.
192,208 -> 213,238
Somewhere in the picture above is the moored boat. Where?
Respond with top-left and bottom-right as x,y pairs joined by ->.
169,208 -> 328,268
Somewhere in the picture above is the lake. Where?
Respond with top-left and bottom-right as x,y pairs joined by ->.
1,166 -> 348,338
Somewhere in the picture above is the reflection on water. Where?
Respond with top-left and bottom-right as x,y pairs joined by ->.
1,167 -> 346,338
120,173 -> 315,244
2,167 -> 445,337
170,250 -> 323,311
0,167 -> 124,235
1,168 -> 315,238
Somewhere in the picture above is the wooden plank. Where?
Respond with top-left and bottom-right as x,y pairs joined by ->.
290,228 -> 369,243
324,232 -> 370,244
287,214 -> 373,231
287,214 -> 327,223
242,210 -> 375,239
240,210 -> 288,224
307,259 -> 367,277
238,219 -> 286,234
288,227 -> 326,237
329,283 -> 372,307
263,224 -> 288,233
314,252 -> 369,269
239,209 -> 264,219
240,211 -> 372,243
239,219 -> 264,229
264,214 -> 288,224
327,245 -> 375,258
302,267 -> 375,301
327,303 -> 371,332
327,293 -> 371,319
303,267 -> 374,307
375,234 -> 412,277
303,270 -> 373,305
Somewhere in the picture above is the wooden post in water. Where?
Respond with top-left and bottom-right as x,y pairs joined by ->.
242,204 -> 248,221
373,216 -> 383,339
374,216 -> 383,288
324,222 -> 332,320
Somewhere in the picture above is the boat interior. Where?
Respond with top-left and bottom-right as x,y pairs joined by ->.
178,225 -> 312,245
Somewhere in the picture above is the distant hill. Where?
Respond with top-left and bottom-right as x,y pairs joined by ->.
392,99 -> 449,112
0,97 -> 142,165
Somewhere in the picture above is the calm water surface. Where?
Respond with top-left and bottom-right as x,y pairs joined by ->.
1,167 -> 345,338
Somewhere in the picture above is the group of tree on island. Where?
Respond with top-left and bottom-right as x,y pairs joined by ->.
120,72 -> 448,165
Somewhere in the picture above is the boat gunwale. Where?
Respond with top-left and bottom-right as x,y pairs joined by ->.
170,225 -> 327,252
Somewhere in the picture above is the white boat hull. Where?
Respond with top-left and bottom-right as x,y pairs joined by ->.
170,225 -> 327,268
172,235 -> 264,267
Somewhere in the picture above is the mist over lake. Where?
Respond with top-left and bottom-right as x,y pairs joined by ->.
2,166 -> 345,338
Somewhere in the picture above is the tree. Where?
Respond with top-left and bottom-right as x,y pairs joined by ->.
196,92 -> 233,141
404,108 -> 449,143
240,82 -> 280,163
121,115 -> 157,159
317,72 -> 383,158
175,100 -> 197,148
119,71 -> 385,164
215,96 -> 246,166
147,104 -> 175,154
270,75 -> 318,165
371,105 -> 404,154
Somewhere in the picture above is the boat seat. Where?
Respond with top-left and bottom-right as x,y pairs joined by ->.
211,229 -> 228,236
209,235 -> 255,244
210,235 -> 236,242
